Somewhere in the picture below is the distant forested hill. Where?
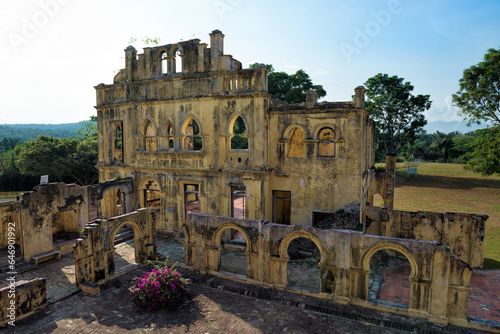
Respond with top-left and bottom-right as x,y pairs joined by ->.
0,122 -> 91,142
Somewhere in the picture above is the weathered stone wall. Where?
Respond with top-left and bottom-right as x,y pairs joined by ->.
19,183 -> 96,260
0,201 -> 21,248
266,88 -> 373,225
0,278 -> 46,326
96,31 -> 375,231
183,213 -> 472,326
364,206 -> 487,268
73,209 -> 155,286
0,179 -> 133,262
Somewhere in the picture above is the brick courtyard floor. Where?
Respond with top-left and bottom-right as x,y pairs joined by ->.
1,238 -> 499,333
378,262 -> 412,307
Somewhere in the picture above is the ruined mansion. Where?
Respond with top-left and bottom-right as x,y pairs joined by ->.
0,30 -> 490,330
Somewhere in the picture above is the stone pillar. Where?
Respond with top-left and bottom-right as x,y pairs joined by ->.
385,155 -> 396,209
210,29 -> 224,71
143,47 -> 152,78
253,64 -> 269,93
124,46 -> 137,82
306,90 -> 317,109
197,43 -> 208,72
428,247 -> 451,324
354,85 -> 366,109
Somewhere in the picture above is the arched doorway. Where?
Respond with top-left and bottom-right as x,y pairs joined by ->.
215,224 -> 249,277
113,223 -> 137,271
368,249 -> 412,308
286,237 -> 321,293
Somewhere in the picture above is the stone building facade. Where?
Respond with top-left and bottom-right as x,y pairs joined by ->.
95,30 -> 376,233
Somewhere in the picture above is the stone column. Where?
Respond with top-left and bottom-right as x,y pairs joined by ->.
124,46 -> 136,82
306,90 -> 317,109
354,85 -> 366,109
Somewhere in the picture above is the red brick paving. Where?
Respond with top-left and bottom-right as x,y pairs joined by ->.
378,262 -> 411,306
468,269 -> 500,322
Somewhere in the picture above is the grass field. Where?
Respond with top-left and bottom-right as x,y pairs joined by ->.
0,191 -> 23,204
376,162 -> 500,269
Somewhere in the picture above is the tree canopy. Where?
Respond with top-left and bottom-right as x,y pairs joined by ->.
452,47 -> 500,126
14,117 -> 98,186
364,73 -> 431,156
462,127 -> 500,176
452,47 -> 500,176
249,63 -> 326,104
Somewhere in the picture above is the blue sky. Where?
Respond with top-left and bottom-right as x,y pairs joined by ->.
1,0 -> 499,125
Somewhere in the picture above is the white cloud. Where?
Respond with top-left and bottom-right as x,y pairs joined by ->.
425,95 -> 462,122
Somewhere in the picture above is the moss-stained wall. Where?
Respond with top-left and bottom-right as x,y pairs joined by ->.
182,213 -> 472,327
364,206 -> 487,268
0,179 -> 132,261
0,201 -> 22,248
0,278 -> 46,326
19,183 -> 94,260
73,209 -> 155,286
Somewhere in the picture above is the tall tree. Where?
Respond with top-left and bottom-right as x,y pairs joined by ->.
452,48 -> 500,176
364,73 -> 431,156
462,127 -> 500,176
15,135 -> 98,186
249,63 -> 326,103
452,48 -> 500,126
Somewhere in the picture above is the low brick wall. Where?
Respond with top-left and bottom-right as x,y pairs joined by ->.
364,206 -> 487,268
0,278 -> 47,326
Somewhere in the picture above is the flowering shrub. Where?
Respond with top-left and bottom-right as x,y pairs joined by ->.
130,258 -> 190,311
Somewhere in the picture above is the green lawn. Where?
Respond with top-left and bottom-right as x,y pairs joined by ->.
376,162 -> 500,269
0,191 -> 24,204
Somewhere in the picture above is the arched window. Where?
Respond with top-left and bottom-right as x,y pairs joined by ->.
288,127 -> 305,157
231,116 -> 248,149
164,122 -> 174,149
160,52 -> 167,74
143,120 -> 158,151
318,127 -> 335,157
174,49 -> 182,73
184,118 -> 202,151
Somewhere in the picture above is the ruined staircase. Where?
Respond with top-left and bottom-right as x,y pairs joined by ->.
114,226 -> 135,245
0,256 -> 37,280
223,238 -> 246,252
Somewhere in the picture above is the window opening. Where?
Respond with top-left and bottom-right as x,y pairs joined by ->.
231,185 -> 246,219
231,116 -> 248,149
184,184 -> 200,219
144,120 -> 158,151
164,122 -> 174,150
112,121 -> 124,163
318,127 -> 335,157
185,119 -> 202,151
161,52 -> 168,74
143,180 -> 160,214
174,49 -> 182,73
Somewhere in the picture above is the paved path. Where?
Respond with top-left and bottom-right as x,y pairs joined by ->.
2,266 -> 489,334
469,269 -> 500,321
